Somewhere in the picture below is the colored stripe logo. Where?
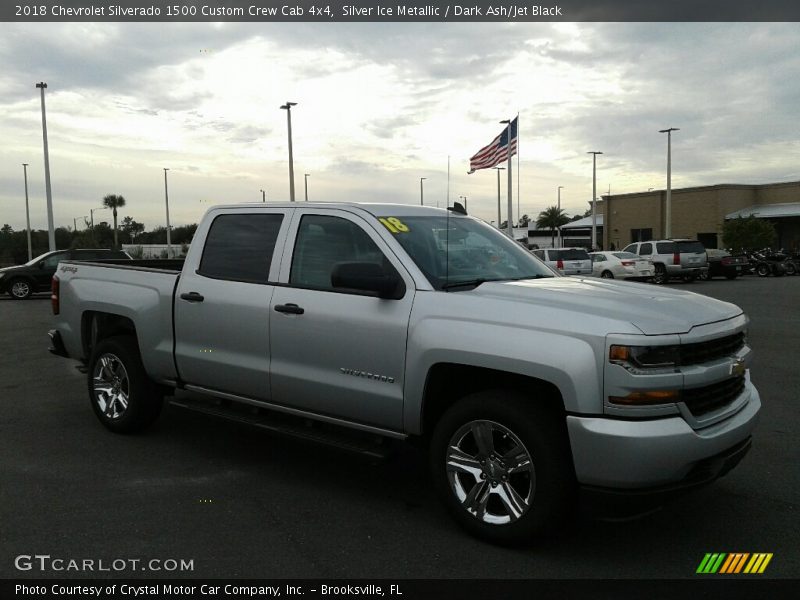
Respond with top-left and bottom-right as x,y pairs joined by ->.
697,553 -> 773,574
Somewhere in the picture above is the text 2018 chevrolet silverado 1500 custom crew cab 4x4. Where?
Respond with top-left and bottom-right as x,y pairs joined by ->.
49,203 -> 760,543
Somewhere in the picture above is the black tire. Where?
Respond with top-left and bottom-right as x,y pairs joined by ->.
756,264 -> 769,277
429,390 -> 575,545
785,263 -> 797,276
653,264 -> 667,285
600,270 -> 614,279
8,278 -> 33,299
682,275 -> 696,283
699,270 -> 710,281
87,335 -> 163,433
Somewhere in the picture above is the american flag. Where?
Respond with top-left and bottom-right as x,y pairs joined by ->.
468,117 -> 518,173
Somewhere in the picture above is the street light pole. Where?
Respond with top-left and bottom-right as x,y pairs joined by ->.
494,167 -> 505,229
22,163 -> 32,261
419,177 -> 426,206
280,101 -> 298,201
36,82 -> 55,251
260,189 -> 266,202
587,151 -> 603,250
557,185 -> 564,248
163,168 -> 172,257
304,174 -> 310,202
659,128 -> 679,239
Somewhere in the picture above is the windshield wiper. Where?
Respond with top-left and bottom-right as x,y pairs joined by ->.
442,278 -> 491,291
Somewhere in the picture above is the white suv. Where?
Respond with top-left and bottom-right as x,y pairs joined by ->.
623,239 -> 708,284
532,247 -> 592,275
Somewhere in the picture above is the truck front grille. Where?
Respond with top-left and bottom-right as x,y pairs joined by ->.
680,332 -> 745,366
682,376 -> 745,417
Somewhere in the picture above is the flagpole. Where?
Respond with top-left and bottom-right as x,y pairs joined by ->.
446,155 -> 450,209
500,118 -> 513,238
516,112 -> 520,228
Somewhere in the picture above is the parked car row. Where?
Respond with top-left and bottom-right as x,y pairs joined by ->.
0,249 -> 130,299
530,239 -> 797,284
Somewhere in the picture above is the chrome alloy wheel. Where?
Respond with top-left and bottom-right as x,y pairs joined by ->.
92,353 -> 130,420
446,420 -> 535,525
11,280 -> 31,298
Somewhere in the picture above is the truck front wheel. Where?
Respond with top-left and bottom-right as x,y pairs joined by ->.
87,335 -> 163,433
430,390 -> 574,544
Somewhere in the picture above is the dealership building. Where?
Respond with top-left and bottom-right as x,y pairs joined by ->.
598,180 -> 800,252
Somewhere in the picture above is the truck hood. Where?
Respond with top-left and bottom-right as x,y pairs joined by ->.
469,277 -> 742,335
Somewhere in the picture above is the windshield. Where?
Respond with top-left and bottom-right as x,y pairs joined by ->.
383,214 -> 555,290
677,241 -> 706,254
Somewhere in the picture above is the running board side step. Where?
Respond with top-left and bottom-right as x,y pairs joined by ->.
169,396 -> 392,461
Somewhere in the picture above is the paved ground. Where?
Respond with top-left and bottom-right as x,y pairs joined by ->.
0,276 -> 797,579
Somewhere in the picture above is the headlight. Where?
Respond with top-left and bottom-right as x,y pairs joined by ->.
609,344 -> 680,373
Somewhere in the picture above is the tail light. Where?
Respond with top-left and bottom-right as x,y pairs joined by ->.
556,259 -> 564,270
673,252 -> 680,265
621,261 -> 635,267
722,257 -> 732,266
51,276 -> 60,315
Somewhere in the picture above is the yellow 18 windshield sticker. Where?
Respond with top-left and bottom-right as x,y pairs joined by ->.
379,217 -> 410,233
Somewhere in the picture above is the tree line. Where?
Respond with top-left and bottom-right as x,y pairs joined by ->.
0,194 -> 197,266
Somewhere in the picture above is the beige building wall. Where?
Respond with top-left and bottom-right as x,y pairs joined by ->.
602,181 -> 800,250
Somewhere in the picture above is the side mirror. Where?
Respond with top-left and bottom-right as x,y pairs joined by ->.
331,262 -> 404,299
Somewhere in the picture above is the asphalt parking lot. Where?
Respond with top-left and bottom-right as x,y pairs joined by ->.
1,276 -> 798,580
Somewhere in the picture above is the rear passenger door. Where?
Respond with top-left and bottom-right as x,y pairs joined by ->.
174,209 -> 291,399
269,209 -> 415,430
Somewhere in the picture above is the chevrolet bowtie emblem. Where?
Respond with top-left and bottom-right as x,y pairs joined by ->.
731,359 -> 746,378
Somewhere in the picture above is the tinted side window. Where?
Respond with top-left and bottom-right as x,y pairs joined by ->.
198,213 -> 284,283
290,215 -> 386,291
623,244 -> 637,253
42,252 -> 68,269
639,243 -> 653,255
656,242 -> 676,254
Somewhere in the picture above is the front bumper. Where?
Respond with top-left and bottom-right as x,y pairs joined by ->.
567,380 -> 760,490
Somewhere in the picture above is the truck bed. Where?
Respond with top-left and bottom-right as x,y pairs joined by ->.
69,258 -> 185,273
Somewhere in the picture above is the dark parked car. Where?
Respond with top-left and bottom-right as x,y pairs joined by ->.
701,249 -> 749,280
0,249 -> 130,299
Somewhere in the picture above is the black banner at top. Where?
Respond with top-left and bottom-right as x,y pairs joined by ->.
3,0 -> 800,22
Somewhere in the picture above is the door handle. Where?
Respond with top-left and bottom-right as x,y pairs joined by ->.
274,303 -> 304,315
180,292 -> 205,303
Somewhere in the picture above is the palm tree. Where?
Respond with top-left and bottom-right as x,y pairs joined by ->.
102,194 -> 126,250
536,206 -> 570,247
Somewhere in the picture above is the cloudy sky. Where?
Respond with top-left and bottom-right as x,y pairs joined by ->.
1,21 -> 798,232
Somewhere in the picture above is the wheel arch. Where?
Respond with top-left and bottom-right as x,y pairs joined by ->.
81,311 -> 138,360
419,364 -> 567,438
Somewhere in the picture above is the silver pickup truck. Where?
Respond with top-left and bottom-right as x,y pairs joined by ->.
49,203 -> 760,544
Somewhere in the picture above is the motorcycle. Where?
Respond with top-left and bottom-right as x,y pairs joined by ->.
751,248 -> 787,277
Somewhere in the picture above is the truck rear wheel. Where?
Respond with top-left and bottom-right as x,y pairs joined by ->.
429,390 -> 575,544
87,335 -> 163,433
